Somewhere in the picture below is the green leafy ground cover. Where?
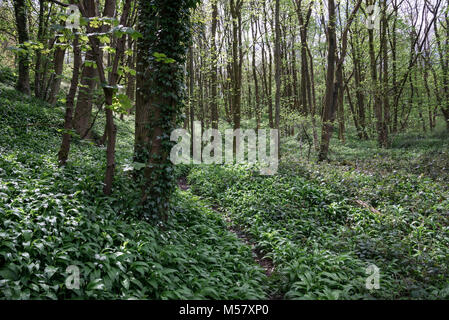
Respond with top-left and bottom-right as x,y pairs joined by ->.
188,134 -> 449,299
0,85 -> 267,299
1,83 -> 448,300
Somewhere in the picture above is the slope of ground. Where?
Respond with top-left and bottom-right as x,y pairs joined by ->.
188,143 -> 449,299
0,85 -> 267,299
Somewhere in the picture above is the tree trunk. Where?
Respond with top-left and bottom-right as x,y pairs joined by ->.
230,0 -> 242,131
79,0 -> 129,195
318,0 -> 337,162
318,0 -> 361,161
380,0 -> 390,147
34,0 -> 45,98
58,35 -> 81,165
351,32 -> 368,139
262,0 -> 274,128
274,0 -> 281,143
367,1 -> 384,147
46,45 -> 66,105
189,44 -> 195,155
73,50 -> 97,138
251,5 -> 261,130
13,0 -> 31,95
337,64 -> 345,142
135,0 -> 196,217
435,8 -> 449,131
73,0 -> 99,137
210,0 -> 219,129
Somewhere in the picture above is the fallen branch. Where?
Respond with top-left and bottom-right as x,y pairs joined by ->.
354,199 -> 381,215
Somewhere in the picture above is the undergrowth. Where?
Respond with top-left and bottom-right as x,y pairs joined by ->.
188,142 -> 449,299
0,85 -> 267,299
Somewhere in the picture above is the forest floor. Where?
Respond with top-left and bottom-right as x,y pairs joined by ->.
1,83 -> 448,299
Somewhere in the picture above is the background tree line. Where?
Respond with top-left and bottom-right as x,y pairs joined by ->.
1,0 -> 448,215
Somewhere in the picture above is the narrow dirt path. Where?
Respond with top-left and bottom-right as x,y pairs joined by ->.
211,204 -> 275,277
177,177 -> 276,277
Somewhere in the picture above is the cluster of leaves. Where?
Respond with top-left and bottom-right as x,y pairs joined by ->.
0,85 -> 267,299
0,67 -> 16,86
188,161 -> 449,299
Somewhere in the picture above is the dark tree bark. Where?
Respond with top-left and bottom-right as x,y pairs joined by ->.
367,0 -> 384,147
295,0 -> 313,115
73,49 -> 97,138
230,0 -> 243,131
391,0 -> 399,133
73,0 -> 98,138
251,3 -> 261,129
306,44 -> 319,149
58,35 -> 81,165
189,44 -> 195,155
380,0 -> 390,146
210,0 -> 219,129
318,0 -> 337,162
274,0 -> 281,142
318,0 -> 361,161
261,0 -> 274,128
46,45 -> 66,105
435,5 -> 449,131
79,0 -> 131,195
13,0 -> 31,95
34,0 -> 46,98
350,30 -> 368,139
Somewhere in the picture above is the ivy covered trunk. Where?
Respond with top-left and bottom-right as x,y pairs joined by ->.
135,0 -> 198,219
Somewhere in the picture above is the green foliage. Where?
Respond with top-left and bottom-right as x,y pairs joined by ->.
188,158 -> 449,299
0,85 -> 267,300
110,94 -> 133,114
153,52 -> 176,64
0,67 -> 17,86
